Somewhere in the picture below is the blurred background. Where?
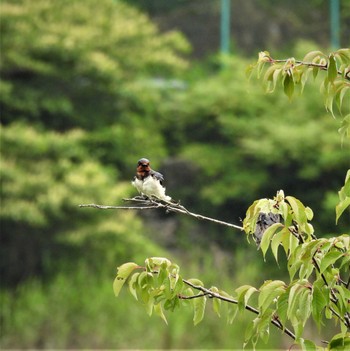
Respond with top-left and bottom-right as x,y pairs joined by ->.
1,0 -> 349,349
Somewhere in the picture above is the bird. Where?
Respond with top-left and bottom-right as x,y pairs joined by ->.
254,212 -> 281,248
132,158 -> 172,202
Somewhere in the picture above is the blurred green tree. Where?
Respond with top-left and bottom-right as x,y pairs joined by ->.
0,0 -> 189,130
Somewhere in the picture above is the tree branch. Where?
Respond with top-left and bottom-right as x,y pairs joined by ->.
268,57 -> 349,81
79,197 -> 244,231
182,279 -> 297,341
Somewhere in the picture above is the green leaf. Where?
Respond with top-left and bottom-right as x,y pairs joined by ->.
113,262 -> 140,297
235,285 -> 258,311
186,278 -> 204,287
336,197 -> 350,224
145,296 -> 154,316
329,332 -> 350,351
145,257 -> 171,272
327,54 -> 338,84
192,295 -> 207,325
338,114 -> 350,146
154,303 -> 168,324
210,287 -> 222,317
298,288 -> 312,327
287,282 -> 309,322
276,290 -> 289,326
260,222 -> 284,258
226,303 -> 238,324
258,280 -> 286,314
319,250 -> 344,274
305,207 -> 314,221
311,285 -> 327,330
128,272 -> 140,300
334,48 -> 350,64
283,70 -> 294,100
264,65 -> 282,93
285,196 -> 308,228
298,338 -> 317,351
302,50 -> 325,63
336,170 -> 350,223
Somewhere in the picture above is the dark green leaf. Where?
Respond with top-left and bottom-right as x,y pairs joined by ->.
329,332 -> 350,351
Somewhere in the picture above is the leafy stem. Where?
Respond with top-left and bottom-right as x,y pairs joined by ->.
182,278 -> 297,341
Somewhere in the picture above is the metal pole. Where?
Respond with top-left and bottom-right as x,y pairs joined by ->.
330,0 -> 340,49
220,0 -> 230,54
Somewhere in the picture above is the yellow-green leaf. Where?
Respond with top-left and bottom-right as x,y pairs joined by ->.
193,295 -> 207,325
113,262 -> 139,297
328,54 -> 338,84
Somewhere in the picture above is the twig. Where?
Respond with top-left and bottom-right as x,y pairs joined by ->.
182,279 -> 296,341
79,197 -> 244,231
268,57 -> 349,81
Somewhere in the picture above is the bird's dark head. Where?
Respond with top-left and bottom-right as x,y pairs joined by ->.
136,158 -> 151,173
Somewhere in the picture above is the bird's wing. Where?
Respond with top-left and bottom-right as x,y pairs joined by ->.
150,170 -> 164,184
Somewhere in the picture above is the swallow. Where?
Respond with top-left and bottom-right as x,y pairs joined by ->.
254,212 -> 281,248
132,158 -> 172,202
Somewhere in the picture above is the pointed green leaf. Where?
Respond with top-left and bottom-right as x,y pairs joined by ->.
285,196 -> 308,228
192,295 -> 207,325
298,338 -> 317,351
336,197 -> 350,224
113,262 -> 140,297
302,50 -> 325,63
258,280 -> 286,314
283,71 -> 294,100
260,222 -> 284,258
128,272 -> 140,300
311,285 -> 327,329
329,332 -> 350,351
235,285 -> 258,311
154,303 -> 168,324
276,290 -> 289,326
226,303 -> 238,324
319,250 -> 344,274
328,54 -> 338,84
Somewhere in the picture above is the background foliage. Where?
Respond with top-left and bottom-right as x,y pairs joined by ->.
0,0 -> 349,349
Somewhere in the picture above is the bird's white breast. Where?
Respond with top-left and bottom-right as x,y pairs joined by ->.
132,175 -> 171,201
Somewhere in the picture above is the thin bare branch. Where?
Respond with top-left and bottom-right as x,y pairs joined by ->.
79,197 -> 244,231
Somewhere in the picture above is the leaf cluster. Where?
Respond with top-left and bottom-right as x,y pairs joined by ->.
247,49 -> 350,142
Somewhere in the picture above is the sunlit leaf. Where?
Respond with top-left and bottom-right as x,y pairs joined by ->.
154,303 -> 168,324
285,196 -> 308,228
276,290 -> 289,326
258,280 -> 286,314
192,294 -> 207,325
302,50 -> 325,63
210,287 -> 222,317
235,285 -> 258,311
128,272 -> 140,300
319,250 -> 344,274
298,338 -> 317,351
260,222 -> 284,258
113,262 -> 140,297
